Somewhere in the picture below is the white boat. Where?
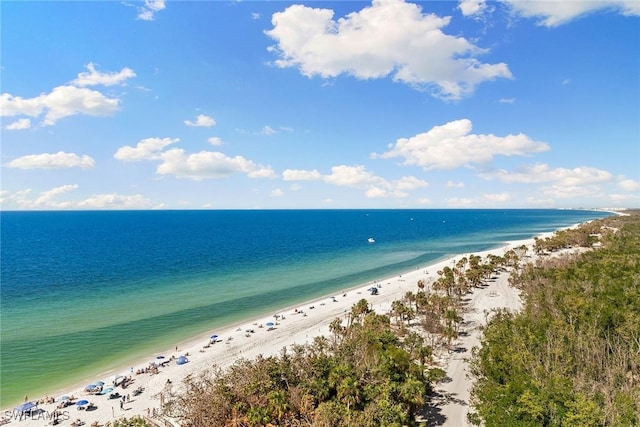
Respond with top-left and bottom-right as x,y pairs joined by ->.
368,237 -> 375,243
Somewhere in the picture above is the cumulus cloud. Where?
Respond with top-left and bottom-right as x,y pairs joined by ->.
372,119 -> 549,170
114,137 -> 179,161
481,163 -> 613,186
501,0 -> 640,27
5,118 -> 31,130
184,114 -> 216,128
156,149 -> 276,180
137,0 -> 166,21
1,85 -> 120,126
266,0 -> 512,100
285,164 -> 428,198
458,0 -> 487,16
5,152 -> 95,169
1,63 -> 135,127
72,63 -> 136,87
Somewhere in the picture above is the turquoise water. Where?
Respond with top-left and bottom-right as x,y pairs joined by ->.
0,209 -> 610,406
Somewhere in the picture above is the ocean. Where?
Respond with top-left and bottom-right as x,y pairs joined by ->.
0,209 -> 611,407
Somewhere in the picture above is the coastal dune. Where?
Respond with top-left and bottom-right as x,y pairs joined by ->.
4,235 -> 549,427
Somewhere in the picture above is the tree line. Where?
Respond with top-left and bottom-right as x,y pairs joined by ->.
469,211 -> 639,426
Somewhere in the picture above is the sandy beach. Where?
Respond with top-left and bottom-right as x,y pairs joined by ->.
4,233 -> 555,427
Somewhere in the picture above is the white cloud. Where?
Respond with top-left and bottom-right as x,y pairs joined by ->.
0,85 -> 120,126
208,136 -> 224,146
33,184 -> 78,208
501,0 -> 640,27
499,97 -> 516,104
1,185 -> 160,210
282,169 -> 323,181
372,119 -> 549,170
1,64 -> 134,126
5,118 -> 31,130
72,63 -> 136,87
77,193 -> 157,209
481,163 -> 613,186
618,178 -> 640,192
184,114 -> 216,127
266,0 -> 512,100
261,125 -> 277,135
114,137 -> 179,161
323,165 -> 383,188
5,151 -> 95,169
286,164 -> 427,198
156,148 -> 276,180
271,188 -> 285,197
459,0 -> 487,16
137,0 -> 166,21
252,12 -> 261,20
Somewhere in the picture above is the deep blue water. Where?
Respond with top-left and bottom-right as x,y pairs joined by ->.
0,209 -> 610,406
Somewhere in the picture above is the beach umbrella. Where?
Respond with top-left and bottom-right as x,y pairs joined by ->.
265,322 -> 274,328
57,395 -> 70,402
156,355 -> 165,359
16,402 -> 36,413
210,334 -> 218,340
94,381 -> 105,386
76,400 -> 89,406
176,355 -> 188,365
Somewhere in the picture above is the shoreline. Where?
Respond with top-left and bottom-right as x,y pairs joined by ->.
2,231 -> 556,427
4,213 -> 616,426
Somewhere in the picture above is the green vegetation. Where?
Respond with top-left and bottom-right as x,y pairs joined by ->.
105,416 -> 149,427
165,305 -> 445,426
469,211 -> 640,426
154,211 -> 639,426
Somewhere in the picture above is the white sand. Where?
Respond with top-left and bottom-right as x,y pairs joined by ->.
4,235 -> 556,427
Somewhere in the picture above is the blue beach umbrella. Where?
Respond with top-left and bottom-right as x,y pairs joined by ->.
266,322 -> 274,328
156,355 -> 165,359
16,402 -> 36,413
210,334 -> 218,340
76,400 -> 89,406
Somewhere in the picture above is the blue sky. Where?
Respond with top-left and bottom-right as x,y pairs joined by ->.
1,0 -> 638,210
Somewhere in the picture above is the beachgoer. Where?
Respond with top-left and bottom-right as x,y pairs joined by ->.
120,400 -> 124,410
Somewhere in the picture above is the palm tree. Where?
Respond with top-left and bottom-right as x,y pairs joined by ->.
337,377 -> 360,411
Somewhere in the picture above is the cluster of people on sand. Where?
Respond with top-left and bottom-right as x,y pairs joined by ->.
135,365 -> 159,375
